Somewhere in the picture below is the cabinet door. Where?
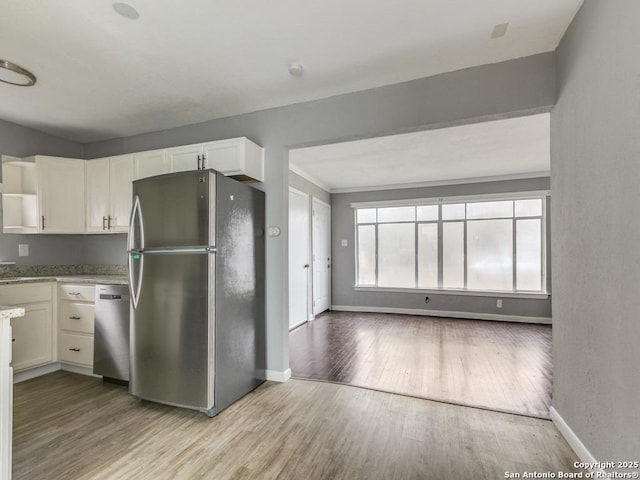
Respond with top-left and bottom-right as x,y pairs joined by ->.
109,154 -> 134,232
10,303 -> 53,372
167,144 -> 203,173
202,139 -> 242,175
202,138 -> 264,181
37,157 -> 85,233
134,150 -> 169,180
85,158 -> 111,233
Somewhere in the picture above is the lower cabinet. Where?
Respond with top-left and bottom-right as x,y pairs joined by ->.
58,284 -> 96,369
11,303 -> 53,371
0,283 -> 55,373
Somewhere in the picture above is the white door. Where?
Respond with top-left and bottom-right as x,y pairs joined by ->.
312,198 -> 331,315
288,188 -> 310,330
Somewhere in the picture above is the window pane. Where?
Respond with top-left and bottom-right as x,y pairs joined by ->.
442,203 -> 465,220
418,223 -> 438,288
516,219 -> 542,291
467,219 -> 513,291
515,199 -> 543,217
357,208 -> 376,224
417,205 -> 438,221
377,206 -> 415,223
443,222 -> 464,288
467,201 -> 513,219
378,223 -> 415,287
357,225 -> 376,285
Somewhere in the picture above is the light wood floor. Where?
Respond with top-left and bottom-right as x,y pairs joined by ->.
13,371 -> 581,480
290,312 -> 552,418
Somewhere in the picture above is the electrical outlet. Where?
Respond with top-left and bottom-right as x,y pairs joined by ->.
18,244 -> 29,257
341,239 -> 348,247
496,299 -> 503,309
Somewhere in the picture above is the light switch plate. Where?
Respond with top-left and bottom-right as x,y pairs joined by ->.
18,244 -> 29,257
341,239 -> 348,247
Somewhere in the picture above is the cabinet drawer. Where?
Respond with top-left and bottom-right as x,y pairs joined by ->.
59,284 -> 95,302
59,302 -> 95,334
60,333 -> 94,366
0,283 -> 53,305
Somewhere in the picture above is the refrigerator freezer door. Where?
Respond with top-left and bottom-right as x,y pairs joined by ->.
129,250 -> 215,410
131,170 -> 215,249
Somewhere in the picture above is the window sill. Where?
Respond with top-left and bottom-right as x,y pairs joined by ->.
353,286 -> 550,299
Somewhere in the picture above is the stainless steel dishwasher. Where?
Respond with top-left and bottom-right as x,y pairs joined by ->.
94,284 -> 130,383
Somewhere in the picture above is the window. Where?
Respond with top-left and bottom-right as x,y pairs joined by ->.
354,195 -> 546,293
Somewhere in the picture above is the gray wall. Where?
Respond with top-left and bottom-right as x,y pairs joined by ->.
551,0 -> 640,461
289,171 -> 330,204
0,120 -> 87,265
332,177 -> 551,319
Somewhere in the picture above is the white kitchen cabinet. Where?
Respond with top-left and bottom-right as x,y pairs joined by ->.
58,284 -> 96,369
2,156 -> 85,234
1,158 -> 38,233
1,306 -> 25,480
36,156 -> 86,233
168,137 -> 264,181
10,303 -> 53,371
86,154 -> 133,233
134,149 -> 169,180
167,144 -> 205,173
0,283 -> 55,373
203,137 -> 264,181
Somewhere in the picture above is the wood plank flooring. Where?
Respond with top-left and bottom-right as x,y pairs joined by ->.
13,371 -> 581,480
290,312 -> 552,418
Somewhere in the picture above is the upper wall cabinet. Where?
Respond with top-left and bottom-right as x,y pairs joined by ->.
86,154 -> 133,233
136,137 -> 264,182
133,149 -> 169,180
203,137 -> 264,182
2,156 -> 85,234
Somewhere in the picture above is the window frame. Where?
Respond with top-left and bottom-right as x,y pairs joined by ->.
352,191 -> 549,298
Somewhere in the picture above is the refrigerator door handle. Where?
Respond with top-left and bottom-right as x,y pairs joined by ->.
128,196 -> 145,309
128,196 -> 145,252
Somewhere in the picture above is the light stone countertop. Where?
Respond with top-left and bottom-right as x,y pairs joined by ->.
0,305 -> 25,319
0,275 -> 128,286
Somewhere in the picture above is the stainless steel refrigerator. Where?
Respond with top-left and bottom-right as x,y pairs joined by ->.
127,169 -> 265,416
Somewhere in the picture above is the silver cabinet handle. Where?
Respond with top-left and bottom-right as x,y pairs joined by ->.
202,153 -> 206,169
197,155 -> 202,170
41,215 -> 45,230
69,348 -> 80,352
68,292 -> 81,296
108,215 -> 112,230
103,216 -> 107,230
69,316 -> 81,320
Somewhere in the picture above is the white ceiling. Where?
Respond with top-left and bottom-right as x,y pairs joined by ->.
0,0 -> 582,143
289,113 -> 550,192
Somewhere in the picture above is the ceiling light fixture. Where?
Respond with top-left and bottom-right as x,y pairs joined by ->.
288,63 -> 304,77
491,23 -> 509,39
113,2 -> 140,20
0,59 -> 37,86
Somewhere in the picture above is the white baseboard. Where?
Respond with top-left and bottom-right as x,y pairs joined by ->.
13,362 -> 61,383
60,363 -> 100,377
265,368 -> 291,383
550,406 -> 602,471
331,305 -> 551,324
